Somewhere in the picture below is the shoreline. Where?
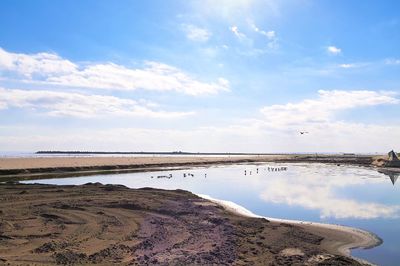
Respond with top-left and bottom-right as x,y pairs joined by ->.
199,194 -> 381,264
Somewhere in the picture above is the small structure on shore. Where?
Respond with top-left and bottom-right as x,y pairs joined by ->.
388,150 -> 399,161
385,150 -> 400,167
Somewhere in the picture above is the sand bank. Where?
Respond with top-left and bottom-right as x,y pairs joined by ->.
0,183 -> 372,265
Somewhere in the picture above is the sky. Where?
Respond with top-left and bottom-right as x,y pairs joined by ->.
0,0 -> 399,153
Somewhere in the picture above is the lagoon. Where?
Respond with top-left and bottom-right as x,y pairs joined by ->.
23,163 -> 400,266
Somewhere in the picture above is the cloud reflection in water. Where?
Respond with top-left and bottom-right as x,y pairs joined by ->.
259,165 -> 400,219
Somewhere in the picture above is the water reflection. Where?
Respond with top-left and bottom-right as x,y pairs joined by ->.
259,165 -> 400,219
390,174 -> 399,185
24,163 -> 400,220
379,170 -> 400,186
260,178 -> 399,219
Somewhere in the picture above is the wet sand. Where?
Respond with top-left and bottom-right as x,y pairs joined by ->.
0,183 -> 376,265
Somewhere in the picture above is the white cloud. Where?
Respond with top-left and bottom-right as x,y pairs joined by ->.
260,90 -> 398,128
338,63 -> 369,69
0,88 -> 194,118
327,46 -> 341,55
248,20 -> 275,39
230,26 -> 259,53
385,58 -> 400,65
230,25 -> 247,39
181,24 -> 211,42
0,48 -> 229,96
248,20 -> 278,49
1,85 -> 399,153
0,48 -> 77,77
219,90 -> 400,153
339,63 -> 356,68
230,22 -> 278,53
265,30 -> 275,39
1,118 -> 400,153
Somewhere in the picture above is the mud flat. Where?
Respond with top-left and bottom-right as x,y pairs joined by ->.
0,183 -> 380,265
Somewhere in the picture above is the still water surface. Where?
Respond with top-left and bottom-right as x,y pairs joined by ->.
24,163 -> 400,266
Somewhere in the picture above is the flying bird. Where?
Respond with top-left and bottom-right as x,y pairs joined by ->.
300,131 -> 309,135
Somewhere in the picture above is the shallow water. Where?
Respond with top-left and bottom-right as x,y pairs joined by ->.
23,163 -> 400,266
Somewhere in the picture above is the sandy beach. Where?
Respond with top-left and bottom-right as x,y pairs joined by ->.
0,156 -> 266,169
0,183 -> 378,265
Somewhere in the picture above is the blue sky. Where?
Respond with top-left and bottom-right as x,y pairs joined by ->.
0,0 -> 399,152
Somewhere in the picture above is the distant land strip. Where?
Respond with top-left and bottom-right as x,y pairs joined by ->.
36,151 -> 361,156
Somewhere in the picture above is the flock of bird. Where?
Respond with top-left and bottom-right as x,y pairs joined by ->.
244,166 -> 288,176
150,166 -> 287,179
151,172 -> 205,179
151,174 -> 173,179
